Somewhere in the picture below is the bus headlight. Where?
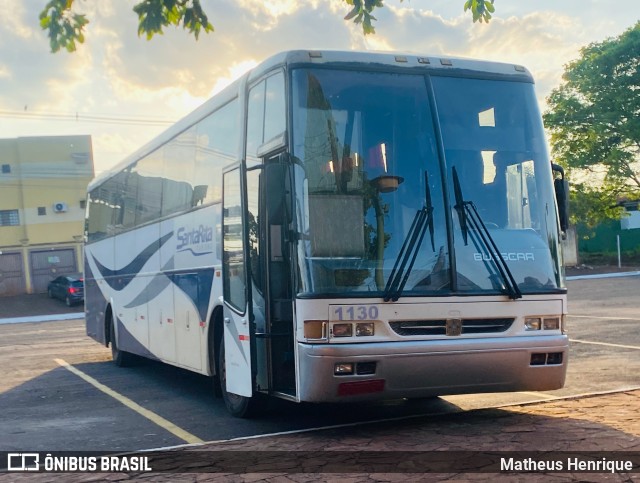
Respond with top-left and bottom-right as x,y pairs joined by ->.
524,317 -> 541,330
332,323 -> 353,337
356,322 -> 375,336
525,316 -> 562,331
543,317 -> 561,330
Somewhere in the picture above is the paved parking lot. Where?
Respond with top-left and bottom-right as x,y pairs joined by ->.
0,274 -> 638,472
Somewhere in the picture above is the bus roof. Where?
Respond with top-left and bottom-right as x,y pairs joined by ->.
247,49 -> 533,83
88,50 -> 534,191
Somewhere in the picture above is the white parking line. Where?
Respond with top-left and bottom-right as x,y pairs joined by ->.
569,339 -> 640,350
568,315 -> 640,321
54,358 -> 204,445
566,271 -> 640,280
515,391 -> 560,400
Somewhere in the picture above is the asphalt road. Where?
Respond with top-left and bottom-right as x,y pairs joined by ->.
0,276 -> 638,452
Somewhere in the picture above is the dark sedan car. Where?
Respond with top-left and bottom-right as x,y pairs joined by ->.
47,274 -> 84,307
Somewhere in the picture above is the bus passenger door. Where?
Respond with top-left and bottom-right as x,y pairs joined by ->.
246,156 -> 296,398
244,70 -> 296,399
263,159 -> 296,396
221,166 -> 253,398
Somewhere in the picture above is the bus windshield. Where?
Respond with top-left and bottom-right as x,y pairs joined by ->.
291,68 -> 564,298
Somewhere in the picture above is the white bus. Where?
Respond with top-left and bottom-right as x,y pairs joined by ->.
85,50 -> 569,417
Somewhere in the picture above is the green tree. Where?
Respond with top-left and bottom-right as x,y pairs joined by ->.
544,22 -> 640,226
40,0 -> 496,53
40,0 -> 213,52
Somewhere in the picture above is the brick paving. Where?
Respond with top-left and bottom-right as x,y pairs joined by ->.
5,390 -> 639,482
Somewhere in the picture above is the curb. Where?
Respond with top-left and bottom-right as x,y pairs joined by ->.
0,313 -> 84,325
566,270 -> 640,281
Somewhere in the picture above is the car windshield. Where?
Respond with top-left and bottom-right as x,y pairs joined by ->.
291,68 -> 564,297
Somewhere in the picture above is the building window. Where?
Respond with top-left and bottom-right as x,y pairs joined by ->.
79,200 -> 86,209
1,164 -> 10,174
38,207 -> 47,216
0,209 -> 19,226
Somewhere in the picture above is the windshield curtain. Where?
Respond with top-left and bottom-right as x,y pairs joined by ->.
291,68 -> 564,297
291,68 -> 450,296
431,76 -> 564,293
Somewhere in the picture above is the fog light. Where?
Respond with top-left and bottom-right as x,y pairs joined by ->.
356,322 -> 375,336
543,317 -> 560,330
530,353 -> 546,365
525,317 -> 542,330
335,363 -> 354,375
547,352 -> 563,365
332,323 -> 353,337
356,361 -> 376,375
304,320 -> 327,339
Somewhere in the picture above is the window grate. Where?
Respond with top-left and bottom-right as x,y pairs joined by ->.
0,209 -> 19,226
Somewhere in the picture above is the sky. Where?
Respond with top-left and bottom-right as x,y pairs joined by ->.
0,0 -> 638,177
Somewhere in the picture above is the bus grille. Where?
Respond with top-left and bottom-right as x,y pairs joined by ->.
389,318 -> 514,336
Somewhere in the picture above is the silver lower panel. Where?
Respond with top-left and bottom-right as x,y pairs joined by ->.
297,335 -> 568,402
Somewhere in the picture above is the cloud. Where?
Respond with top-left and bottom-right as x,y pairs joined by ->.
0,1 -> 97,113
356,6 -> 599,109
0,0 -> 37,40
0,0 -> 637,171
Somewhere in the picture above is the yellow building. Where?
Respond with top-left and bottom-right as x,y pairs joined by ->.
0,135 -> 94,295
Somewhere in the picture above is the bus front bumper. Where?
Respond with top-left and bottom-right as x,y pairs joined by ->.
296,335 -> 568,403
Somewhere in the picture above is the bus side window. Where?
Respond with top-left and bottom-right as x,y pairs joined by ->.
196,99 -> 239,205
247,71 -> 286,163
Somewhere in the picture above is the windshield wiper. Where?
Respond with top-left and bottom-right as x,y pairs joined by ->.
383,173 -> 435,302
452,167 -> 522,300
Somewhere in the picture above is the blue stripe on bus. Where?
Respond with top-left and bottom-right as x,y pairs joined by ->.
91,232 -> 173,291
176,247 -> 213,257
115,315 -> 159,360
84,260 -> 107,344
121,268 -> 215,324
123,273 -> 172,309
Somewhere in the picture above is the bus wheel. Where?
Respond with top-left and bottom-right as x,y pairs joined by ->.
218,337 -> 260,418
110,316 -> 134,367
209,332 -> 222,398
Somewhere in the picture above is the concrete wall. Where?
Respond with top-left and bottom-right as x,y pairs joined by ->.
562,226 -> 578,267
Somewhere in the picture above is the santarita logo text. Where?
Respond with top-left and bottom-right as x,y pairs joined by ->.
177,225 -> 213,251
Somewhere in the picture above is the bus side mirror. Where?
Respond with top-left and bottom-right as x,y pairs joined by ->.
552,163 -> 569,233
265,157 -> 293,225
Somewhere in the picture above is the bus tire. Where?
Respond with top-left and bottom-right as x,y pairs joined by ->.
218,336 -> 260,418
110,314 -> 134,367
209,324 -> 222,398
